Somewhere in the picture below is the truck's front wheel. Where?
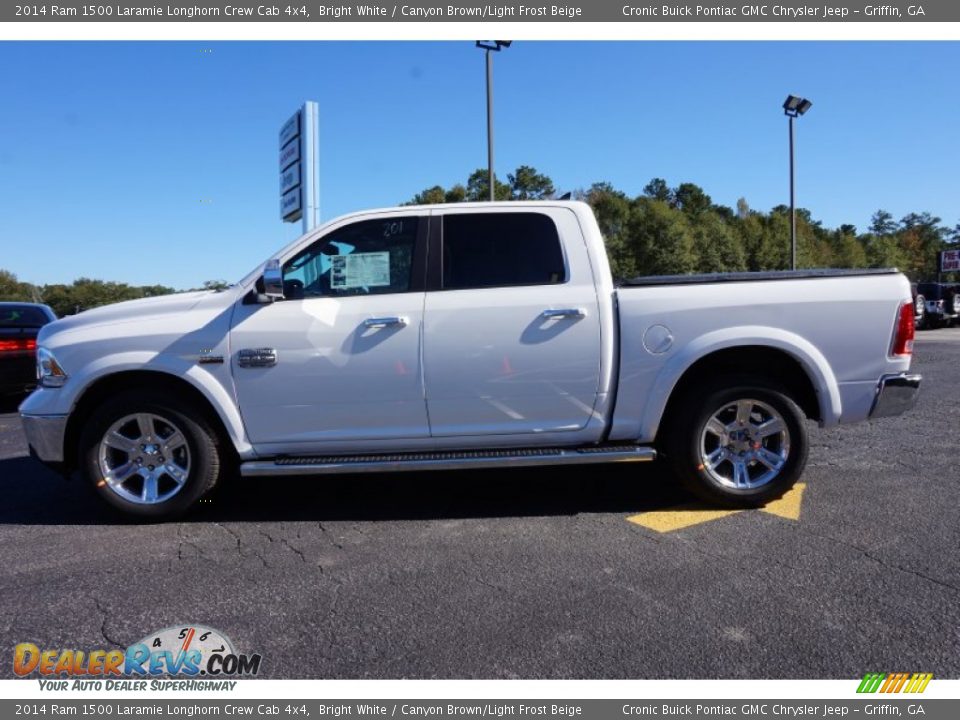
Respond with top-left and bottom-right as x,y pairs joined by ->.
663,377 -> 808,507
79,390 -> 222,520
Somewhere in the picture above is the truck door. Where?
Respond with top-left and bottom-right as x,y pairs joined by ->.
230,214 -> 430,449
422,208 -> 603,439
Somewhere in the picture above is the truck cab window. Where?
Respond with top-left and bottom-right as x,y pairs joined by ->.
283,217 -> 420,299
441,212 -> 566,290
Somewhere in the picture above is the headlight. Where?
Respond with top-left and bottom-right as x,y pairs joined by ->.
36,347 -> 68,388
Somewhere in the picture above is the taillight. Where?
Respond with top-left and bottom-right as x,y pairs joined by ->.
0,338 -> 37,353
892,301 -> 915,356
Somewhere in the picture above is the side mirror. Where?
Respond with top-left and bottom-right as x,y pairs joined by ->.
262,259 -> 284,300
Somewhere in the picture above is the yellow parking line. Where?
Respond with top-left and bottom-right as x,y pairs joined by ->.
761,482 -> 806,521
627,483 -> 807,533
627,506 -> 741,532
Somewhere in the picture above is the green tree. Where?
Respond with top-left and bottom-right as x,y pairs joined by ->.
407,184 -> 468,205
642,178 -> 671,203
672,182 -> 712,216
736,212 -> 790,271
870,209 -> 898,236
583,182 -> 634,278
690,211 -> 747,273
829,227 -> 867,269
466,168 -> 512,201
508,165 -> 554,200
863,233 -> 906,270
408,185 -> 448,205
0,270 -> 36,302
626,197 -> 697,276
29,277 -> 176,317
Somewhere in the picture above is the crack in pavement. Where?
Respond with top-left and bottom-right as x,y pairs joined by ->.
466,553 -> 508,594
213,522 -> 267,567
93,598 -> 125,649
279,537 -> 308,563
318,521 -> 345,551
792,526 -> 960,596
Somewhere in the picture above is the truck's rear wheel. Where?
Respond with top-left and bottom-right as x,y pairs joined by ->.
79,390 -> 222,520
663,377 -> 808,507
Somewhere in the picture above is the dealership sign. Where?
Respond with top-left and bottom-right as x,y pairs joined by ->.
280,163 -> 300,194
941,250 -> 960,272
279,102 -> 319,231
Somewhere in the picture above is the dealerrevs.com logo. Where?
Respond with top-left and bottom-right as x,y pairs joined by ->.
14,625 -> 262,690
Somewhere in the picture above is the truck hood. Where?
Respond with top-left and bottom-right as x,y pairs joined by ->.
38,289 -> 238,343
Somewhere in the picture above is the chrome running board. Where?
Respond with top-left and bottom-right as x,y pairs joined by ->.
240,445 -> 656,477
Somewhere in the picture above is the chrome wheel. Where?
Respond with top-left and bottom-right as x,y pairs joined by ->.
698,398 -> 790,490
97,413 -> 191,505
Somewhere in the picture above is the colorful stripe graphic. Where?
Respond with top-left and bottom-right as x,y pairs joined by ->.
857,673 -> 932,693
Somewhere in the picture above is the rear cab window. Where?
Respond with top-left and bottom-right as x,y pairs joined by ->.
440,212 -> 566,290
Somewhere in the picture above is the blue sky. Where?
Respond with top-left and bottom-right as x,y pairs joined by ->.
1,41 -> 957,289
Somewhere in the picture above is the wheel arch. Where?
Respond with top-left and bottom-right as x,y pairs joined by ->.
64,370 -> 243,473
639,328 -> 842,443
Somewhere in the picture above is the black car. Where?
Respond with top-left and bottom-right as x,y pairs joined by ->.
0,302 -> 57,397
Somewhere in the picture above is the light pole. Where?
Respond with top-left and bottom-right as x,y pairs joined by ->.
476,41 -> 511,201
783,95 -> 812,270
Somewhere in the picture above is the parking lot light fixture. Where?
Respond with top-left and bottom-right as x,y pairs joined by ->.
783,95 -> 812,271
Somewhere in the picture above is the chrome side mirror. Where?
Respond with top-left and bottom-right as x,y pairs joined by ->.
262,259 -> 284,300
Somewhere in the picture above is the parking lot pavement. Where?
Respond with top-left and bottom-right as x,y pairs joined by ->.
1,331 -> 958,680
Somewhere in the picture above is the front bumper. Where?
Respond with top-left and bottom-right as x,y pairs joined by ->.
869,373 -> 922,419
20,413 -> 68,463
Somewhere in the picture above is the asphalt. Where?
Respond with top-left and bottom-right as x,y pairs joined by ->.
0,331 -> 958,679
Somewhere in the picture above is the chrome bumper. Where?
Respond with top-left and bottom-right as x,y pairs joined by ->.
869,373 -> 922,419
20,413 -> 68,463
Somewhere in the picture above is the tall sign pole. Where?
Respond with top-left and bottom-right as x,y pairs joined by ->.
279,101 -> 320,234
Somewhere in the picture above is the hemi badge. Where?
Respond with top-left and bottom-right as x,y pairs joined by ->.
197,350 -> 224,365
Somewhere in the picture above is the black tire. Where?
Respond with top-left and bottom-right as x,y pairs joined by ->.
79,389 -> 223,520
950,291 -> 960,320
661,375 -> 809,507
914,294 -> 926,330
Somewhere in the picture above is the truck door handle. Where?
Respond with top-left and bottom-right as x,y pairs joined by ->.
363,316 -> 409,329
541,308 -> 586,320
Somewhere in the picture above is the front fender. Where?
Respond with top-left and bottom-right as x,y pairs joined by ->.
20,351 -> 254,459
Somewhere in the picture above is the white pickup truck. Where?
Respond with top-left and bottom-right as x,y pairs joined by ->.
21,201 -> 921,519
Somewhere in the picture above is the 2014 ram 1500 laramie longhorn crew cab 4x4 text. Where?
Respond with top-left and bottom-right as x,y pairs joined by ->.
20,202 -> 921,519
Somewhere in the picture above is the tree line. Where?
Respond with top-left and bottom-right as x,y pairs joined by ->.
2,165 -> 956,316
0,272 -> 227,319
408,166 -> 960,282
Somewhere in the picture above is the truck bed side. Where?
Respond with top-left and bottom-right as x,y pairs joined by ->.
609,272 -> 913,443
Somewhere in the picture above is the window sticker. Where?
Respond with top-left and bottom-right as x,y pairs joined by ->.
330,251 -> 391,289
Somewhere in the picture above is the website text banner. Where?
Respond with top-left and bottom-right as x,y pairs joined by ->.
3,2 -> 954,23
0,701 -> 956,720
